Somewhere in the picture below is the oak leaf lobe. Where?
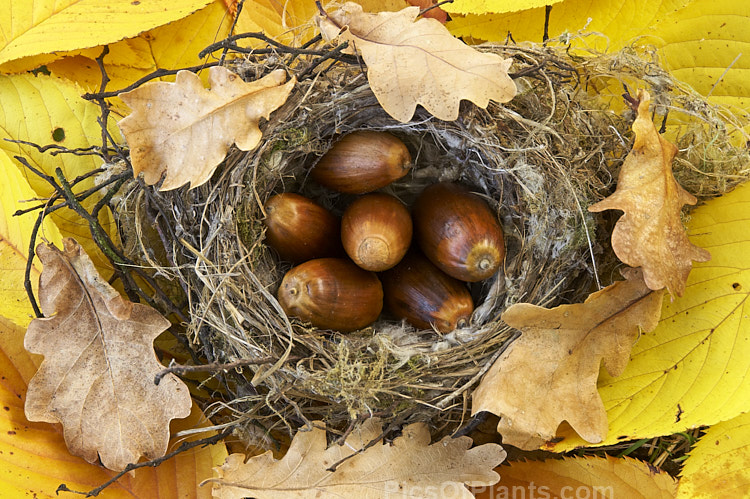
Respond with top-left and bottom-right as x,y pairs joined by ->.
316,2 -> 516,122
208,417 -> 505,498
588,90 -> 710,296
118,66 -> 295,191
472,268 -> 663,450
23,238 -> 191,472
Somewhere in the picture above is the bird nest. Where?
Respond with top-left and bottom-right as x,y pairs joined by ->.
114,39 -> 748,449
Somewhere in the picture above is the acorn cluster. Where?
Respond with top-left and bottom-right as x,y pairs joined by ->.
263,131 -> 505,333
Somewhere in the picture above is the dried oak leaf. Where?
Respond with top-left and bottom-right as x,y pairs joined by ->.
118,66 -> 295,191
24,238 -> 191,472
472,268 -> 664,450
206,417 -> 506,498
588,90 -> 710,296
315,2 -> 516,122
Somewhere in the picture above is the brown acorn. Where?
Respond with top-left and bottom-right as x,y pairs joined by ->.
311,131 -> 412,194
341,193 -> 412,272
413,183 -> 505,282
381,251 -> 473,333
263,193 -> 343,263
277,258 -> 383,332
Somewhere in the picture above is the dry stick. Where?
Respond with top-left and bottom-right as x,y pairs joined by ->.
199,32 -> 337,59
4,138 -> 105,157
154,357 -> 295,385
220,0 -> 245,65
24,211 -> 46,318
82,61 -> 222,101
55,426 -> 234,497
418,0 -> 453,17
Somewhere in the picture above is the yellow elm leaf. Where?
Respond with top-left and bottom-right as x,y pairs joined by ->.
472,268 -> 663,450
0,72 -> 121,271
235,0 -> 321,46
0,315 -> 226,498
45,1 -> 233,114
443,0 -> 564,15
473,455 -> 677,499
447,0 -> 749,114
446,0 -> 692,49
549,181 -> 750,451
24,239 -> 192,471
208,417 -> 505,498
0,0 -> 214,72
316,2 -> 517,123
646,0 -> 750,114
589,90 -> 711,297
118,67 -> 295,191
678,411 -> 750,498
0,150 -> 63,327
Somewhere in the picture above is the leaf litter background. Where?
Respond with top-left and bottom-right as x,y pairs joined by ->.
0,0 -> 749,497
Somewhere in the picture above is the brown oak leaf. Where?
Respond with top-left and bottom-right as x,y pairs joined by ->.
118,67 -> 295,191
588,90 -> 710,296
315,2 -> 516,122
24,238 -> 191,471
206,417 -> 505,498
472,268 -> 663,450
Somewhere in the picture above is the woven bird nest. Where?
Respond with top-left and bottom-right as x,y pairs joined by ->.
116,39 -> 748,448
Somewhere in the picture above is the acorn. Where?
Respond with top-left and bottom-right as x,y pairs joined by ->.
413,183 -> 505,282
341,193 -> 412,272
263,193 -> 343,263
277,258 -> 383,332
381,251 -> 473,333
311,130 -> 412,194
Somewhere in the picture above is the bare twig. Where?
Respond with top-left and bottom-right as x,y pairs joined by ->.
55,426 -> 234,497
154,357 -> 298,385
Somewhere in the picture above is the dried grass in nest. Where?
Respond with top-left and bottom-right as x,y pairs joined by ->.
118,39 -> 749,446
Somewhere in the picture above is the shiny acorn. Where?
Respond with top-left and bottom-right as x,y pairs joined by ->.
413,183 -> 505,282
311,130 -> 412,194
381,251 -> 474,333
341,193 -> 412,272
263,193 -> 342,263
277,258 -> 383,332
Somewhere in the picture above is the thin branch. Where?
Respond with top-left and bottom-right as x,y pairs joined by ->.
24,210 -> 46,318
82,62 -> 222,100
155,357 -> 297,385
55,426 -> 234,497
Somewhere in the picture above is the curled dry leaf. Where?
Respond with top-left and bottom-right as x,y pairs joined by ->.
207,417 -> 506,498
23,238 -> 192,472
118,66 -> 295,191
472,268 -> 664,450
315,2 -> 516,122
589,90 -> 710,297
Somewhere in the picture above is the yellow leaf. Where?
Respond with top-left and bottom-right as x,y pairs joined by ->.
0,315 -> 226,498
473,455 -> 677,499
208,417 -> 505,498
235,0 -> 321,46
645,0 -> 750,115
118,67 -> 295,191
446,0 -> 749,114
678,412 -> 750,498
25,239 -> 192,471
0,0 -> 214,72
0,72 -> 121,271
589,90 -> 711,296
316,2 -> 517,122
549,181 -> 750,451
443,0 -> 564,15
45,1 -> 234,114
472,268 -> 663,450
0,150 -> 63,327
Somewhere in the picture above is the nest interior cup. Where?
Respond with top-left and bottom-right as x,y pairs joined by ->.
121,42 -> 749,446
